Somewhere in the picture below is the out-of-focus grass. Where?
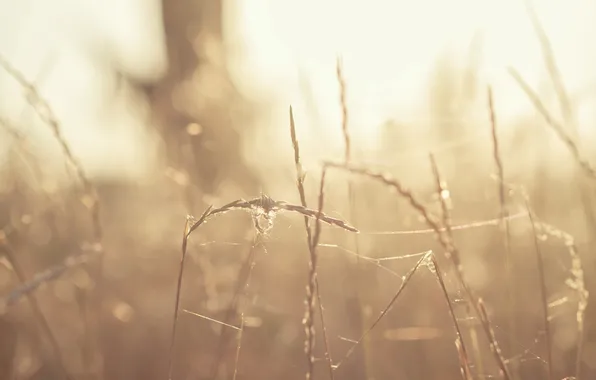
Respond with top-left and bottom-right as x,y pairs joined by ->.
1,1 -> 596,380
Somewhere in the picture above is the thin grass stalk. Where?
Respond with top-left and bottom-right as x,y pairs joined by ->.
0,241 -> 73,380
428,155 -> 473,380
208,238 -> 259,380
508,66 -> 590,378
0,56 -> 101,232
324,162 -> 512,380
487,88 -> 509,243
336,58 -> 351,164
524,0 -> 596,220
428,155 -> 452,238
304,169 -> 328,380
486,89 -> 517,371
335,57 -> 372,379
477,298 -> 509,377
169,207 -> 212,380
523,6 -> 596,349
431,256 -> 473,380
290,107 -> 334,380
428,153 -> 485,377
0,58 -> 103,277
0,55 -> 104,377
523,0 -> 574,135
0,245 -> 101,311
508,68 -> 596,180
536,222 -> 587,379
232,313 -> 245,380
332,251 -> 431,371
507,183 -> 587,380
169,202 -> 250,379
525,201 -> 553,380
170,196 -> 356,379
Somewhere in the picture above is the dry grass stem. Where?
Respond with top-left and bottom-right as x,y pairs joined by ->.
303,169 -> 327,380
487,88 -> 516,368
427,156 -> 472,379
429,154 -> 452,237
487,88 -> 507,226
0,55 -> 102,242
336,56 -> 372,378
525,201 -> 553,380
289,106 -> 309,216
324,161 -> 512,380
429,154 -> 479,379
522,16 -> 594,369
476,299 -> 509,378
289,107 -> 334,380
431,256 -> 473,380
533,220 -> 587,379
336,57 -> 350,163
0,54 -> 104,378
523,0 -> 574,132
332,251 -> 431,372
456,339 -> 474,380
0,244 -> 102,312
523,0 -> 596,241
0,13 -> 592,380
324,162 -> 449,257
507,183 -> 587,379
169,207 -> 213,380
209,239 -> 260,380
232,313 -> 245,380
508,68 -> 596,180
0,241 -> 100,380
170,194 -> 356,379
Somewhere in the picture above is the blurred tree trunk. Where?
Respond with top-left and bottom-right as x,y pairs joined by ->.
148,0 -> 258,199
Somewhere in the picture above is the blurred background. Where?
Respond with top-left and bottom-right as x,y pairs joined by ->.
0,0 -> 595,379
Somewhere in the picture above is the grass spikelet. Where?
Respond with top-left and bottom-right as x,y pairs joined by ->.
504,182 -> 586,379
289,107 -> 334,380
477,298 -> 509,378
532,220 -> 588,379
426,156 -> 473,379
336,57 -> 350,163
0,55 -> 103,243
169,193 -> 356,379
0,54 -> 104,378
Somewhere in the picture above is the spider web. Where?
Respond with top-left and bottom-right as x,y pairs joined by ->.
184,208 -> 554,379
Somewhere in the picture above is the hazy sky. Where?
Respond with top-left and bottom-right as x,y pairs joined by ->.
0,0 -> 167,182
226,0 -> 596,167
1,0 -> 595,185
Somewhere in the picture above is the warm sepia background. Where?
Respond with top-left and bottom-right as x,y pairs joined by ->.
1,1 -> 595,379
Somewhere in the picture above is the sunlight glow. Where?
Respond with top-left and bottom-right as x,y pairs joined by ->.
0,0 -> 167,182
226,0 -> 596,168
